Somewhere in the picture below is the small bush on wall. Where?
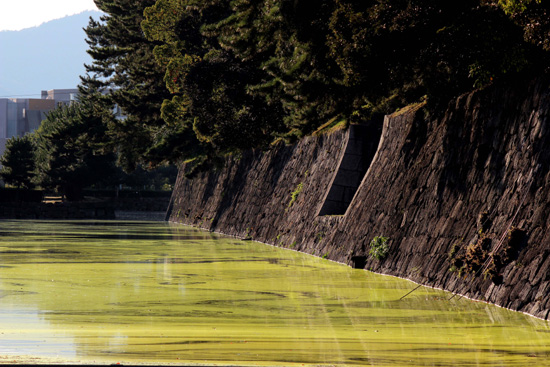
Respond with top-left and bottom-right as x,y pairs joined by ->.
369,236 -> 389,261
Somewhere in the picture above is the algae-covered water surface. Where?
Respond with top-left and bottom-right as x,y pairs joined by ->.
0,220 -> 549,366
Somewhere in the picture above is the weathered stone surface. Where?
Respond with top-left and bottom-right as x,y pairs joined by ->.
169,77 -> 550,319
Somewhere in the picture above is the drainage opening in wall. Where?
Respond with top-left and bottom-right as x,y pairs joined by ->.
318,120 -> 382,216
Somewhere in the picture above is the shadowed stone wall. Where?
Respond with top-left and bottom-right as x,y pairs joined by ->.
169,77 -> 550,319
168,129 -> 350,249
318,123 -> 381,216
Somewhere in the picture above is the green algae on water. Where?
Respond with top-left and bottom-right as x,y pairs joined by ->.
0,220 -> 549,366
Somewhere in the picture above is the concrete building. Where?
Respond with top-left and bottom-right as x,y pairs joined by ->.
41,88 -> 79,107
0,88 -> 79,159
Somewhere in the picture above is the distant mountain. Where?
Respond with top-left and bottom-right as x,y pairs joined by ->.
0,10 -> 103,98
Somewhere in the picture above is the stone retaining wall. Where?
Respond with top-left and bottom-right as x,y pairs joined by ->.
168,128 -> 349,246
169,77 -> 550,319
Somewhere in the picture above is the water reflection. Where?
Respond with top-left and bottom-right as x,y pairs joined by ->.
0,220 -> 549,366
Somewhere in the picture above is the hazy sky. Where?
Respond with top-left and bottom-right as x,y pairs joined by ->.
0,0 -> 99,31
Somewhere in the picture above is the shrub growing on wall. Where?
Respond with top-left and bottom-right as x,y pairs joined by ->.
369,236 -> 389,261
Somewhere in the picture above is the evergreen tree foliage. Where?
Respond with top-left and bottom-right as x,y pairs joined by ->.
142,0 -> 286,157
326,0 -> 541,115
82,0 -> 173,171
495,0 -> 550,53
76,0 -> 550,168
34,102 -> 118,201
0,135 -> 36,189
141,0 -> 548,146
211,0 -> 344,136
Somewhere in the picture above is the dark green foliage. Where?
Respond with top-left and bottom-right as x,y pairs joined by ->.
0,188 -> 43,203
496,0 -> 550,51
148,0 -> 548,150
369,236 -> 389,261
82,0 -> 173,171
187,50 -> 286,151
212,0 -> 345,135
76,0 -> 550,167
0,135 -> 36,189
142,0 -> 286,157
118,164 -> 178,191
326,0 -> 541,114
34,103 -> 118,201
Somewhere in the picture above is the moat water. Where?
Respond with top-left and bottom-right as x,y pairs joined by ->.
0,220 -> 549,366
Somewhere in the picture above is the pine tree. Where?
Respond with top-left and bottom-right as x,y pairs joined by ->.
325,0 -> 542,115
34,103 -> 117,201
210,0 -> 345,136
142,0 -> 285,157
82,0 -> 172,171
0,135 -> 36,189
81,0 -> 550,171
